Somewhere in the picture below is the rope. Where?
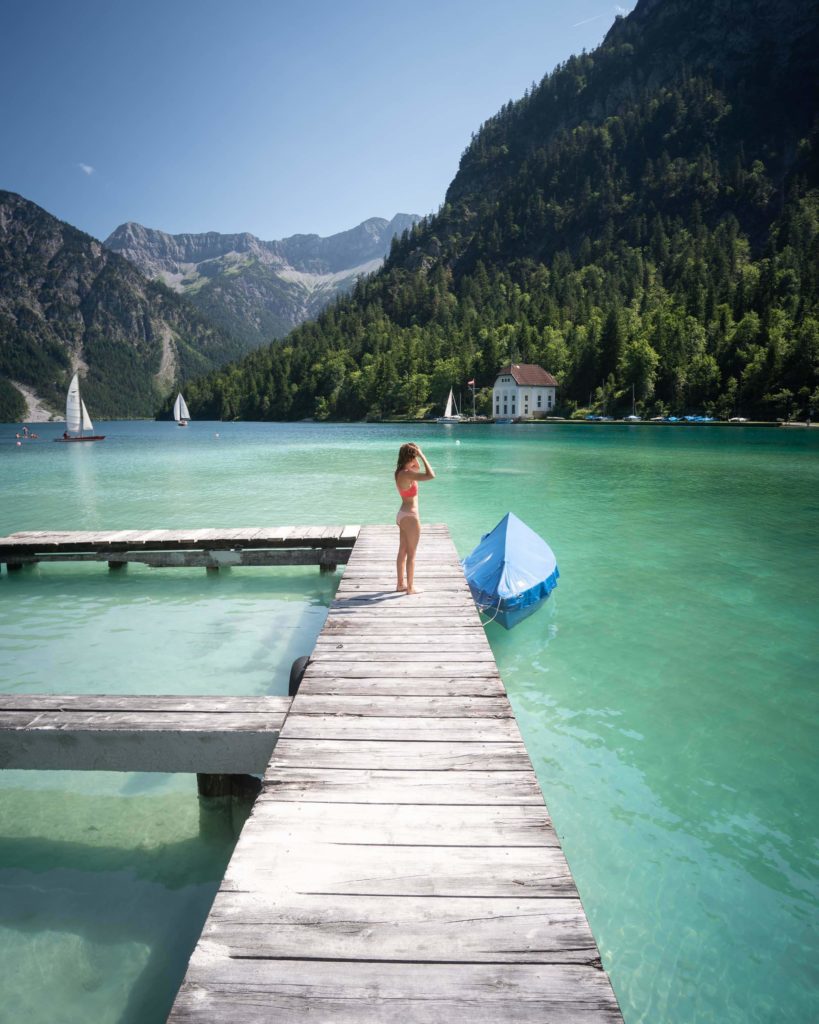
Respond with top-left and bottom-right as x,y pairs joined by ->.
478,593 -> 503,625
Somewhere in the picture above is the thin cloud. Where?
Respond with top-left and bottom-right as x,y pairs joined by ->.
77,163 -> 95,176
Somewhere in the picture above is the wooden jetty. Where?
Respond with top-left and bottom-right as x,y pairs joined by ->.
0,525 -> 359,572
0,694 -> 291,777
0,523 -> 622,1020
168,524 -> 623,1022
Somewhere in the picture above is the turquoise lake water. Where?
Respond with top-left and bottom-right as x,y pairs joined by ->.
1,420 -> 817,1023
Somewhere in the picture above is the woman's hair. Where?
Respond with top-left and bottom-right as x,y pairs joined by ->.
395,443 -> 420,474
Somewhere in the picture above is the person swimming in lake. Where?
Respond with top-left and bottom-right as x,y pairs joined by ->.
394,442 -> 435,595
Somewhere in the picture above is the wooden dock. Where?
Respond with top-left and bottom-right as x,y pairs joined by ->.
0,694 -> 291,775
168,524 -> 623,1022
0,526 -> 359,571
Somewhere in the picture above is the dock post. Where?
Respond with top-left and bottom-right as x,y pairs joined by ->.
319,548 -> 338,573
197,773 -> 262,838
196,773 -> 262,799
107,560 -> 126,570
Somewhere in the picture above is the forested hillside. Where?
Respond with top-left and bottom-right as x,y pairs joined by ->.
182,0 -> 819,422
0,192 -> 248,420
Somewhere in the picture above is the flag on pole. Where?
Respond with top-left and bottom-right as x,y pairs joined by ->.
467,379 -> 476,386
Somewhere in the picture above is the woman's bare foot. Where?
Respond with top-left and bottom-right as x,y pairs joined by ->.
396,583 -> 407,591
406,586 -> 420,595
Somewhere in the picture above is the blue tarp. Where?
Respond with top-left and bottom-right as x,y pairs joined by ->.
461,512 -> 559,629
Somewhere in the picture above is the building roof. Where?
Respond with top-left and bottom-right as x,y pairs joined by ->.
496,364 -> 558,387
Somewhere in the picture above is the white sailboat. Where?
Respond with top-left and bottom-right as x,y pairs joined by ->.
173,392 -> 190,426
54,373 -> 105,442
436,387 -> 462,424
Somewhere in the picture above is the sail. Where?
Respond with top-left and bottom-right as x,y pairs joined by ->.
66,374 -> 82,433
443,388 -> 454,418
174,393 -> 190,421
81,400 -> 94,432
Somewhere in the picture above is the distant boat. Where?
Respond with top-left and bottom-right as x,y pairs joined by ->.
436,387 -> 462,424
462,512 -> 559,630
173,392 -> 191,426
54,373 -> 105,443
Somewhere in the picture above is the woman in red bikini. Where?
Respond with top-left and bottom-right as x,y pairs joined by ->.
394,442 -> 435,594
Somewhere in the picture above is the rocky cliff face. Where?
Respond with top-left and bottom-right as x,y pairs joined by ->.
0,191 -> 247,419
105,214 -> 420,345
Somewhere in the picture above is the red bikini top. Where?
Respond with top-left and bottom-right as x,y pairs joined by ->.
398,480 -> 418,498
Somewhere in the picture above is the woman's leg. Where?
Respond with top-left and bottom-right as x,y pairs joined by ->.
400,516 -> 421,594
396,523 -> 408,590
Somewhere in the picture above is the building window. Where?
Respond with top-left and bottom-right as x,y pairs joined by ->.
547,393 -> 553,409
537,394 -> 542,407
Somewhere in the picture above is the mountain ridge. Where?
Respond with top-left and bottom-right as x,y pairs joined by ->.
0,189 -> 249,420
104,214 -> 420,346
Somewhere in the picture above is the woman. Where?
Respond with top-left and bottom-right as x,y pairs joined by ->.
394,442 -> 435,594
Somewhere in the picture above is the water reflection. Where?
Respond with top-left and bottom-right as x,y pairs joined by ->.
0,777 -> 249,1024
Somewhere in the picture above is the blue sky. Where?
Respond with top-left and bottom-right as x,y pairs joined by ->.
2,0 -> 634,242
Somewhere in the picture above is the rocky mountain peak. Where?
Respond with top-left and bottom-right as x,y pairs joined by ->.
103,212 -> 422,346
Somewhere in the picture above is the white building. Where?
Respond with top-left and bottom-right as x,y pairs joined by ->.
493,363 -> 558,419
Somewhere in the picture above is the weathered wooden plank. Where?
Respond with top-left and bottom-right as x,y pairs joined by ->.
296,676 -> 507,697
205,891 -> 597,963
280,714 -> 524,742
169,959 -> 622,1024
302,662 -> 499,679
342,564 -> 461,570
337,578 -> 468,589
0,694 -> 290,713
3,548 -> 353,568
309,648 -> 495,663
0,526 -> 359,557
223,842 -> 577,897
246,799 -> 554,844
312,636 -> 493,652
0,710 -> 286,732
268,738 -> 530,771
331,594 -> 475,606
290,695 -> 510,717
262,768 -> 542,804
323,617 -> 485,633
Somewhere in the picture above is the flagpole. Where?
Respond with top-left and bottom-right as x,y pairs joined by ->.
467,378 -> 476,419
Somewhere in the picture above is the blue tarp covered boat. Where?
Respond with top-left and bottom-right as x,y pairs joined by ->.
461,512 -> 559,629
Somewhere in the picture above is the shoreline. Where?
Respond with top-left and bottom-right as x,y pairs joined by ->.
4,416 -> 816,430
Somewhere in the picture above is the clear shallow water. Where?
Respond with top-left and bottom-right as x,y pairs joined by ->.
1,420 -> 817,1023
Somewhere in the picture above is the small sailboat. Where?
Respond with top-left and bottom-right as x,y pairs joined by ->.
436,387 -> 462,424
173,392 -> 190,426
462,513 -> 559,629
54,373 -> 105,442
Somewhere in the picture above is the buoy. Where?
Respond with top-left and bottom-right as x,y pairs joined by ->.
456,439 -> 461,445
